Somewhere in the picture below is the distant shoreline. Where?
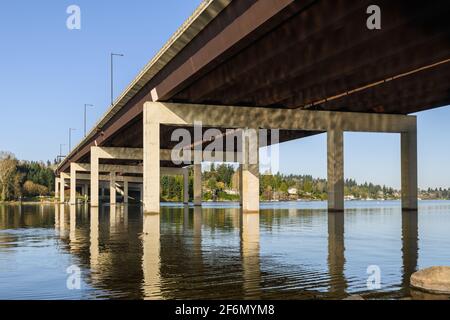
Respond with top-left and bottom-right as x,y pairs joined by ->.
2,199 -> 450,205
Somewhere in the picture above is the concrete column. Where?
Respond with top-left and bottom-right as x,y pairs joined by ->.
401,128 -> 418,211
55,178 -> 60,200
139,184 -> 144,203
239,165 -> 243,207
110,172 -> 116,205
241,129 -> 259,212
90,149 -> 99,207
183,168 -> 189,204
143,107 -> 160,213
193,164 -> 202,206
60,174 -> 66,203
70,164 -> 77,205
124,179 -> 129,204
327,129 -> 344,212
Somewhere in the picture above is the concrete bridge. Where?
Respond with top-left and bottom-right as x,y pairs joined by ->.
56,0 -> 450,213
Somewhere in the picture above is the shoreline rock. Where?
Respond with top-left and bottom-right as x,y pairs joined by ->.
411,266 -> 450,294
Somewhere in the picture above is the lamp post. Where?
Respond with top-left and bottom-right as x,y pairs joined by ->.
69,128 -> 76,153
84,104 -> 94,137
110,53 -> 124,106
58,144 -> 66,163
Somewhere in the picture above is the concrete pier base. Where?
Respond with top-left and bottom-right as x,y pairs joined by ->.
183,168 -> 189,205
401,126 -> 418,211
193,164 -> 202,206
241,129 -> 259,213
70,164 -> 77,205
110,172 -> 116,205
143,106 -> 161,213
124,179 -> 129,204
327,130 -> 344,212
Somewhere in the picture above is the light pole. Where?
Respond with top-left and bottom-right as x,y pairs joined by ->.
110,53 -> 124,106
69,128 -> 76,153
84,104 -> 94,137
58,144 -> 66,163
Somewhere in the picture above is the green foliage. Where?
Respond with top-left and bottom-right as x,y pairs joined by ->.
0,151 -> 55,201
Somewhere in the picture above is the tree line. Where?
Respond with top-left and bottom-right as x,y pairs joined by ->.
1,150 -> 449,202
0,151 -> 55,201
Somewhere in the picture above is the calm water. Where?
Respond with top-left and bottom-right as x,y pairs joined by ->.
1,201 -> 450,300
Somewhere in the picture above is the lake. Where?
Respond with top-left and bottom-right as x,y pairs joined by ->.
0,200 -> 449,300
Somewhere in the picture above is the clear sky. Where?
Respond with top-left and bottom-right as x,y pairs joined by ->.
0,1 -> 449,190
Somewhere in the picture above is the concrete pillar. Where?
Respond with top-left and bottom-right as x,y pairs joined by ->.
401,128 -> 418,211
193,164 -> 202,206
110,172 -> 116,205
55,178 -> 60,200
124,179 -> 129,204
60,175 -> 66,203
183,168 -> 189,204
327,129 -> 344,212
70,164 -> 77,205
239,165 -> 243,207
241,129 -> 259,212
90,149 -> 99,207
139,184 -> 144,203
143,107 -> 160,213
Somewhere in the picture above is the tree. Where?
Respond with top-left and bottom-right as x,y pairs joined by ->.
0,152 -> 20,201
23,181 -> 49,197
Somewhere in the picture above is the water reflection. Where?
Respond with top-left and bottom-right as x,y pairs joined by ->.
327,211 -> 346,297
0,202 -> 449,300
90,207 -> 99,272
142,213 -> 161,299
401,210 -> 418,296
240,212 -> 261,299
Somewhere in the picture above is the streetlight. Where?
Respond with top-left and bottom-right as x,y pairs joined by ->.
69,128 -> 76,152
110,53 -> 124,106
84,104 -> 94,137
57,144 -> 66,163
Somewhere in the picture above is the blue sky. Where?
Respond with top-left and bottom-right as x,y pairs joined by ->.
0,1 -> 449,190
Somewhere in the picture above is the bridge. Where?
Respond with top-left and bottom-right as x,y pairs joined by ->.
56,0 -> 450,213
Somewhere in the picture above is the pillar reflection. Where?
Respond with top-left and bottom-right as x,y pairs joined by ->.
59,204 -> 67,234
122,205 -> 129,229
327,211 -> 347,297
69,205 -> 76,244
240,211 -> 261,299
109,204 -> 117,235
401,210 -> 418,295
90,207 -> 99,272
142,213 -> 161,300
193,207 -> 203,255
183,205 -> 189,231
54,204 -> 60,231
